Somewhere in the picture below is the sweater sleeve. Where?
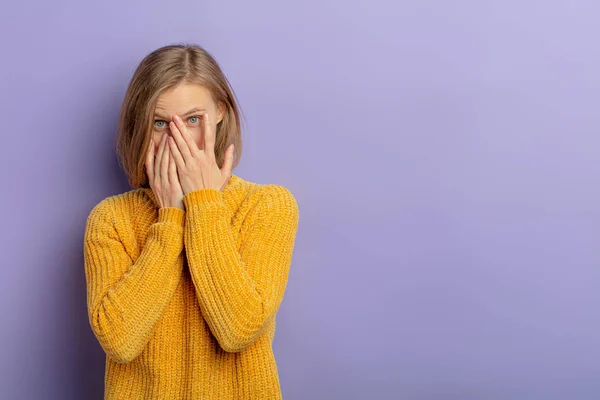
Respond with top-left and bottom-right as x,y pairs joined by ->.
182,185 -> 299,353
83,200 -> 185,363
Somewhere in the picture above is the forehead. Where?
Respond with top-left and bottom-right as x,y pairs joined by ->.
154,83 -> 214,112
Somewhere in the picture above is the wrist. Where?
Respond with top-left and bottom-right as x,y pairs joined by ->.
183,188 -> 223,208
157,206 -> 185,225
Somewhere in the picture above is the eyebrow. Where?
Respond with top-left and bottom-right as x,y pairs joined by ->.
154,107 -> 206,120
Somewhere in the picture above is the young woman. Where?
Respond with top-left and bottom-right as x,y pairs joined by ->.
83,44 -> 299,399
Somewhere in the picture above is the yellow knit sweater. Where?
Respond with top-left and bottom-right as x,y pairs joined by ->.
83,174 -> 299,399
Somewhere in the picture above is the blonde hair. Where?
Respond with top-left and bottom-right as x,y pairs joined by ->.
115,44 -> 244,188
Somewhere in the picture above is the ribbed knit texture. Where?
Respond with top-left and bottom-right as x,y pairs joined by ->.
83,174 -> 299,399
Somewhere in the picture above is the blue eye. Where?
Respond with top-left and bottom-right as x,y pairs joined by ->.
154,120 -> 167,129
189,116 -> 200,124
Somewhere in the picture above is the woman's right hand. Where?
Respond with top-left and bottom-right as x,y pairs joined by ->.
145,133 -> 185,210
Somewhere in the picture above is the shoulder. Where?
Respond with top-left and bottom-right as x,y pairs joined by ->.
258,184 -> 298,214
84,197 -> 116,243
85,188 -> 154,232
232,175 -> 299,224
86,197 -> 114,226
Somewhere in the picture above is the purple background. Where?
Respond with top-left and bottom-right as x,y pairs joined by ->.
1,1 -> 599,399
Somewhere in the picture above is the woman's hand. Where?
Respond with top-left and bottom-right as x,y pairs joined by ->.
145,132 -> 185,210
167,113 -> 234,195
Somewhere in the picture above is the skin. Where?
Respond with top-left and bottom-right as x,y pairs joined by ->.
144,83 -> 235,210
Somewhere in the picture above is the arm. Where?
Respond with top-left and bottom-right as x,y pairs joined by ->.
183,185 -> 299,353
83,201 -> 185,363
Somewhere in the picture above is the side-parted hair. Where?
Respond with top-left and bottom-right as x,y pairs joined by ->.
115,44 -> 243,188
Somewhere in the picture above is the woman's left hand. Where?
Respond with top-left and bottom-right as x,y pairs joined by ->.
168,113 -> 235,195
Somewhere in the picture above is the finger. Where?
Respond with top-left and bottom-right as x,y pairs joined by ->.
161,139 -> 170,185
221,143 -> 234,177
203,112 -> 215,159
168,136 -> 185,170
168,141 -> 179,185
155,133 -> 168,184
145,139 -> 155,184
171,116 -> 196,160
220,144 -> 234,191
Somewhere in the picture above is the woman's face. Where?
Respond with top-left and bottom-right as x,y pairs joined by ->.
151,82 -> 224,153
